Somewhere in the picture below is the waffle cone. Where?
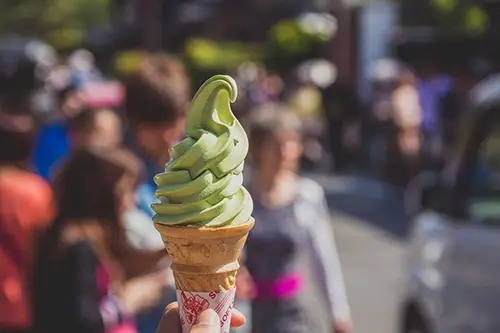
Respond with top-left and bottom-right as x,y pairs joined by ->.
155,218 -> 254,292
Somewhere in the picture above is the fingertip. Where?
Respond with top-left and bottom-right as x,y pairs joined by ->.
157,302 -> 181,333
166,302 -> 179,313
195,308 -> 219,326
232,308 -> 245,321
230,308 -> 246,328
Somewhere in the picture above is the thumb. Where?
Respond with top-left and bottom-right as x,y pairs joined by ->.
190,309 -> 219,333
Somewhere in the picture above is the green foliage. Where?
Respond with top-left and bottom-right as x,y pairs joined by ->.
463,5 -> 488,33
264,18 -> 329,71
184,38 -> 263,89
433,0 -> 456,13
269,20 -> 309,54
185,38 -> 262,70
268,19 -> 331,55
184,17 -> 331,77
430,0 -> 488,34
0,0 -> 110,38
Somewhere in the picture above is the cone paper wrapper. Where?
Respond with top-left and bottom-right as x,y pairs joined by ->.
177,289 -> 236,333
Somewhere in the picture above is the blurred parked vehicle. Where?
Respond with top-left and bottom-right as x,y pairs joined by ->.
400,74 -> 500,333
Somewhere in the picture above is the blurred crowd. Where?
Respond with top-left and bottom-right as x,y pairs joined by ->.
0,48 -> 353,333
366,55 -> 500,185
1,40 -> 498,333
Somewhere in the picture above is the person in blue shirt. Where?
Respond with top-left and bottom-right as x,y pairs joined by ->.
32,85 -> 85,180
123,54 -> 191,333
123,54 -> 190,218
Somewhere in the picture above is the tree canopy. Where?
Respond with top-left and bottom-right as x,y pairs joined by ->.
0,0 -> 111,37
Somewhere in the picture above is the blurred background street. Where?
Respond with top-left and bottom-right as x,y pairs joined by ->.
2,0 -> 500,332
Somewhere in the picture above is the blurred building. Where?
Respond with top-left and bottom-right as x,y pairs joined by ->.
110,0 -> 336,50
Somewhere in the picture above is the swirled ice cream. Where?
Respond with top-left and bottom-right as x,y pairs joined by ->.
152,75 -> 253,228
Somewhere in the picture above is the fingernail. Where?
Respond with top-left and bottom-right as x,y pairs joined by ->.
196,309 -> 219,326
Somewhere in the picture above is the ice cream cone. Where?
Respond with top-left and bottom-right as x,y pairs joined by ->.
155,218 -> 254,291
152,74 -> 254,332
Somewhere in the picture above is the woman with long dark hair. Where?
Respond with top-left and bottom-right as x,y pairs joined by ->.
33,147 -> 167,333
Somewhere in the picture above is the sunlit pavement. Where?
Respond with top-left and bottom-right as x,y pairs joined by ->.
330,206 -> 405,333
234,174 -> 408,333
311,174 -> 407,333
